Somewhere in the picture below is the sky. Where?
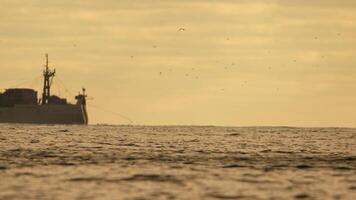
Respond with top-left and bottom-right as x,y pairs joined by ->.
1,0 -> 356,127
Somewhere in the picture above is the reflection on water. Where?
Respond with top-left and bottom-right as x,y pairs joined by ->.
0,124 -> 355,199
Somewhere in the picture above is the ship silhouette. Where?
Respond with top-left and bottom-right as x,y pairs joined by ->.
0,55 -> 88,124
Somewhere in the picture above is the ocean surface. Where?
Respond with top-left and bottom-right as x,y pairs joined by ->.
0,124 -> 355,200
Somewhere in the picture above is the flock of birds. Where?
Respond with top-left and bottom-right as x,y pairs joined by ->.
66,26 -> 337,93
147,27 -> 279,92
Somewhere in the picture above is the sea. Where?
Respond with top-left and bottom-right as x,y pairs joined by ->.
0,124 -> 355,200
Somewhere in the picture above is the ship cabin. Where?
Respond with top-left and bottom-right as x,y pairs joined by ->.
0,88 -> 67,107
0,88 -> 37,107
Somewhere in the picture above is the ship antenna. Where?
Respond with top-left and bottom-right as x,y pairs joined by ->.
42,54 -> 56,105
46,54 -> 48,70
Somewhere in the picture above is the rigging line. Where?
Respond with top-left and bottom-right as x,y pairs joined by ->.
50,74 -> 64,97
51,80 -> 62,97
88,104 -> 134,124
55,75 -> 77,96
11,79 -> 32,88
54,77 -> 68,96
12,75 -> 42,88
28,76 -> 42,88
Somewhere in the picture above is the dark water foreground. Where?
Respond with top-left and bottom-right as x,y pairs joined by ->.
0,124 -> 355,200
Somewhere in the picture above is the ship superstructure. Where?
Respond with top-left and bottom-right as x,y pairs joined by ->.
0,55 -> 88,124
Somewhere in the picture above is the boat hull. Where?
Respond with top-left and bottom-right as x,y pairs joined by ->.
0,104 -> 88,125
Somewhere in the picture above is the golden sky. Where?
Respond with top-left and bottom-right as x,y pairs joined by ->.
1,0 -> 356,126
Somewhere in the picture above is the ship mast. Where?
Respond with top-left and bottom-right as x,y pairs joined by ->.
42,54 -> 56,105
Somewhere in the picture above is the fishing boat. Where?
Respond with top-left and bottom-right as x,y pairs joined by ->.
0,55 -> 88,124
